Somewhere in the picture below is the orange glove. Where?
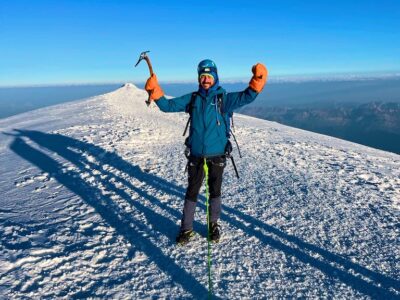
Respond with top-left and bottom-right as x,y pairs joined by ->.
249,63 -> 268,93
145,74 -> 164,100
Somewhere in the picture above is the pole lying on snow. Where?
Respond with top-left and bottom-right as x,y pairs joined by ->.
134,50 -> 154,106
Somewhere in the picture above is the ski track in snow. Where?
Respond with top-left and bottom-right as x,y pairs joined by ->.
0,83 -> 399,299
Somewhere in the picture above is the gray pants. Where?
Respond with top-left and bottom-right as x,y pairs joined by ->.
181,197 -> 222,231
181,156 -> 226,231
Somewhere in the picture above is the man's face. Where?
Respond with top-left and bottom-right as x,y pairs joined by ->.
199,75 -> 215,90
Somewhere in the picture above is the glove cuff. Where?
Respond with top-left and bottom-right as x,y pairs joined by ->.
151,86 -> 164,100
249,77 -> 266,93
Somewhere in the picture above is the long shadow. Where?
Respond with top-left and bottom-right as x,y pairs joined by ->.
8,129 -> 206,236
7,133 -> 211,298
222,205 -> 400,293
7,129 -> 400,298
218,205 -> 400,298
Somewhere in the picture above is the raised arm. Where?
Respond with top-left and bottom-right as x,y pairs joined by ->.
144,73 -> 191,112
155,94 -> 192,113
224,63 -> 268,113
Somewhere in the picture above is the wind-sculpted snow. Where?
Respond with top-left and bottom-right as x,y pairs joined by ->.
0,83 -> 399,298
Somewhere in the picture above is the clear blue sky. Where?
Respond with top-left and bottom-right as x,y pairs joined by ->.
1,0 -> 399,86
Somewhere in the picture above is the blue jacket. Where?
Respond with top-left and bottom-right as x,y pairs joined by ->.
156,86 -> 258,157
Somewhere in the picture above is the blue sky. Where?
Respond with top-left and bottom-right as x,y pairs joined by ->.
1,0 -> 400,86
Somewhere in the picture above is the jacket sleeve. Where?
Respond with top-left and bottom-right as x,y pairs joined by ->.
155,93 -> 192,113
224,87 -> 259,114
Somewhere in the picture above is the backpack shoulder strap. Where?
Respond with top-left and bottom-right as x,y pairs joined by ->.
186,92 -> 198,115
217,92 -> 241,158
183,92 -> 198,136
216,92 -> 224,115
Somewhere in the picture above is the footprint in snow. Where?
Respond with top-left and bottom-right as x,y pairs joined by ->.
14,176 -> 35,187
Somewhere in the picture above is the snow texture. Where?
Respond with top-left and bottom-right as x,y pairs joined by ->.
0,83 -> 399,299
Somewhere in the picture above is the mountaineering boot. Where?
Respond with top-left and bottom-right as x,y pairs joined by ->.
176,230 -> 196,245
209,222 -> 220,243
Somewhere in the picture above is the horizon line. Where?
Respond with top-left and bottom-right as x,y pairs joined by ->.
1,71 -> 400,88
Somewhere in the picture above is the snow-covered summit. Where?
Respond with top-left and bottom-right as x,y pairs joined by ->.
0,86 -> 399,298
120,82 -> 142,90
121,82 -> 137,88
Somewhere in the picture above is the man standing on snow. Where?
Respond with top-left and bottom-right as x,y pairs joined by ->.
145,59 -> 268,244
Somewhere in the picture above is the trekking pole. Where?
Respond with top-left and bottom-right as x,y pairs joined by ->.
134,50 -> 154,106
203,158 -> 213,299
230,155 -> 240,179
230,130 -> 242,158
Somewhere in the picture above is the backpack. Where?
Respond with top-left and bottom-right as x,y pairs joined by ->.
183,92 -> 241,178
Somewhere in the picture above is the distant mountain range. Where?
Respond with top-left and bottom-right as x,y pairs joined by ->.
238,101 -> 400,154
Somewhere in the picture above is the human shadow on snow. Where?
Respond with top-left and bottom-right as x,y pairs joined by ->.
7,129 -> 214,299
7,129 -> 399,299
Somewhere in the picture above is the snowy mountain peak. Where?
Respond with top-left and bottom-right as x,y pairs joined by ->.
103,82 -> 151,113
0,86 -> 399,298
119,82 -> 138,89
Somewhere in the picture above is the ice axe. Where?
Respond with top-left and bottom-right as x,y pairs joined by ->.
134,50 -> 154,106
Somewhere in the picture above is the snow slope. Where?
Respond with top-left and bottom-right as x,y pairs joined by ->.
0,83 -> 399,299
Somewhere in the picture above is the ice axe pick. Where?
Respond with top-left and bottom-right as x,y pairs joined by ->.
134,50 -> 154,106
